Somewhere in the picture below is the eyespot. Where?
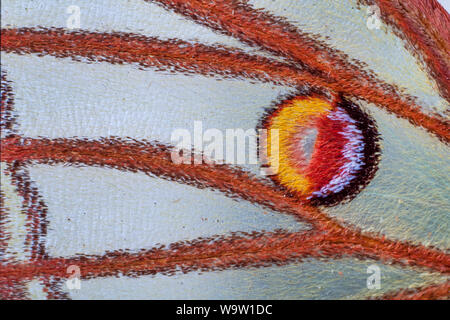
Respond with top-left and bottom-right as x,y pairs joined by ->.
260,94 -> 381,206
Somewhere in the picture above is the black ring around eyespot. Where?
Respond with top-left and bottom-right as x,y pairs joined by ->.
258,94 -> 381,207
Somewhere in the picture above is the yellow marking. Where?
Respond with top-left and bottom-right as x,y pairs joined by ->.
266,96 -> 332,196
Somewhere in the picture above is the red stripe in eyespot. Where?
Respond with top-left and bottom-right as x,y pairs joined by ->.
305,111 -> 349,194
